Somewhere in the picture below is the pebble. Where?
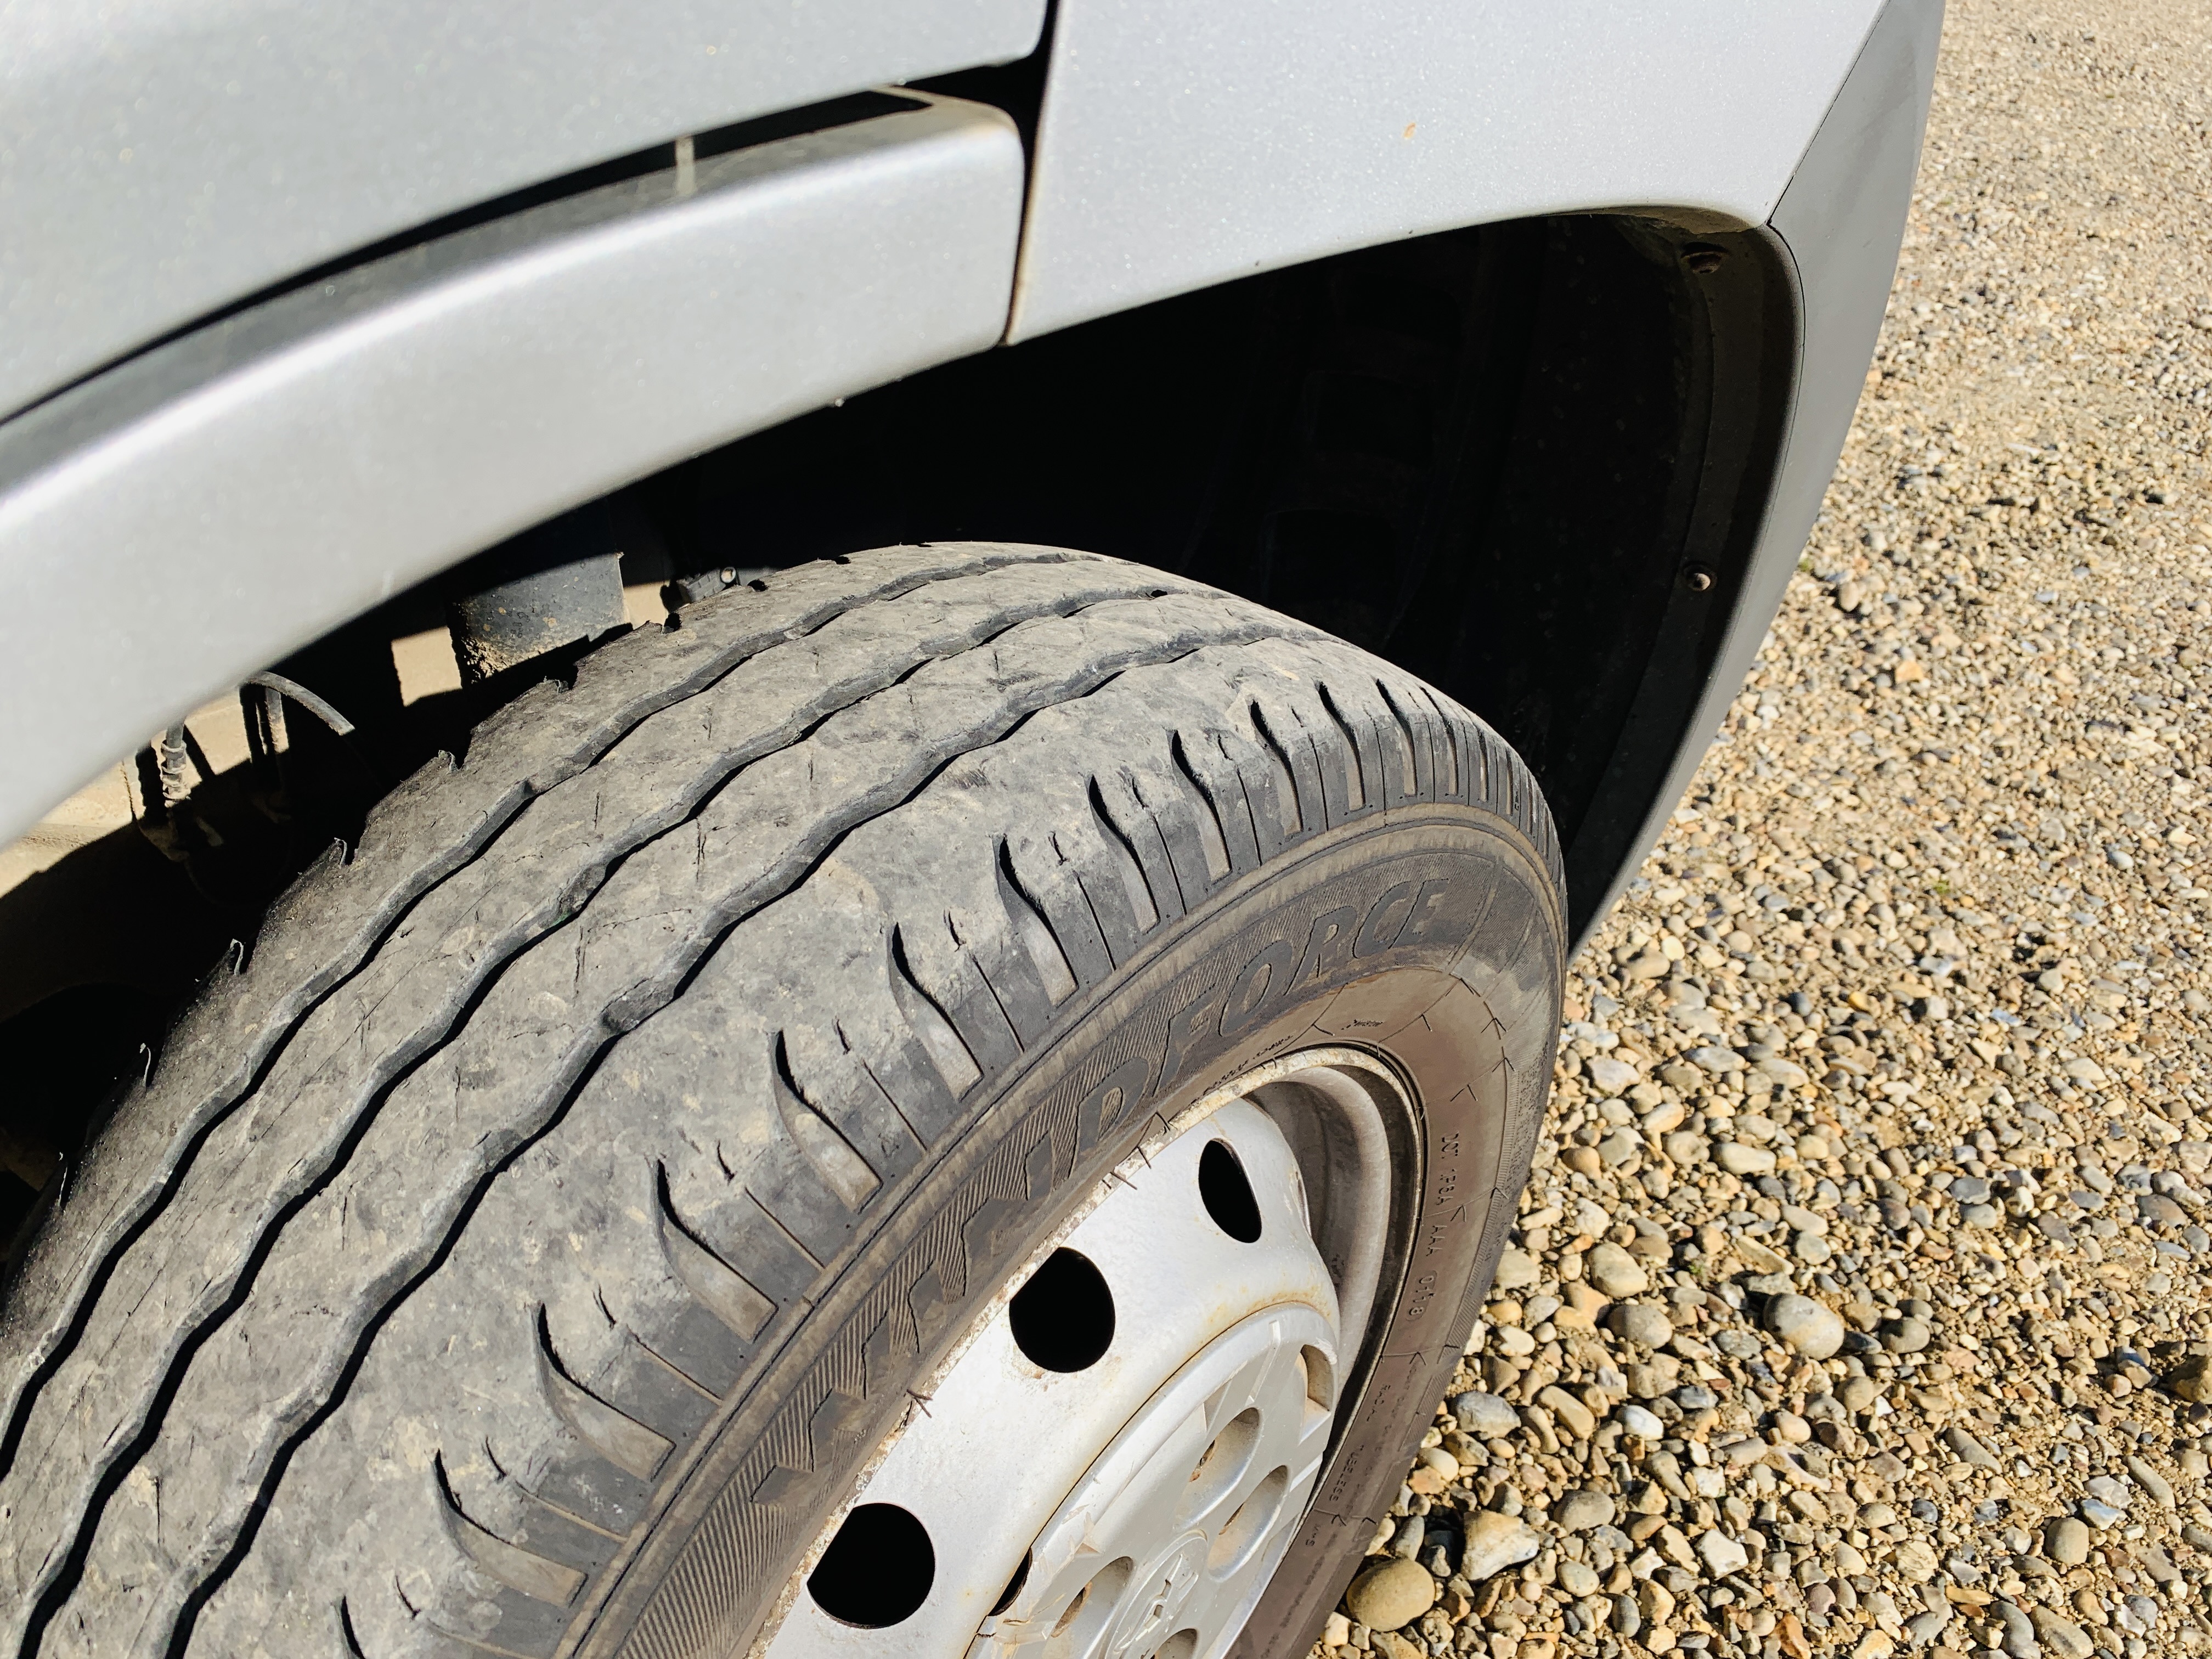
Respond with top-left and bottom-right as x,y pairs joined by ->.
1616,1402 -> 1664,1440
1343,1556 -> 1436,1632
1942,1425 -> 1998,1468
1732,1237 -> 1789,1276
1894,1538 -> 1938,1582
1838,1374 -> 1880,1413
1549,1488 -> 1615,1532
1606,1302 -> 1673,1347
1719,1433 -> 1767,1466
1694,1530 -> 1748,1576
1905,1608 -> 1950,1645
1881,1315 -> 1933,1353
1339,12 -> 2212,1650
2165,1355 -> 2212,1403
2028,1609 -> 2094,1659
1585,1056 -> 1639,1094
1449,1391 -> 1519,1438
1764,1293 -> 1846,1359
1556,1559 -> 1600,1598
1714,1141 -> 1776,1177
1490,1249 -> 1538,1291
1992,1601 -> 2038,1659
1387,1513 -> 1424,1560
2124,1454 -> 2175,1509
2045,1515 -> 2091,1565
1534,1385 -> 1595,1440
1583,1242 -> 1647,1298
2079,1498 -> 2125,1531
1779,1203 -> 1826,1236
1457,1510 -> 1541,1582
1608,1593 -> 1640,1638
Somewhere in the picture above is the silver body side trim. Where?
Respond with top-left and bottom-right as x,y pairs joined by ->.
0,96 -> 1025,848
0,0 -> 1044,421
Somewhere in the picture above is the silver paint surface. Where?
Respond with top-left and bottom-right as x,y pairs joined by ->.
1010,0 -> 1889,342
0,0 -> 1043,421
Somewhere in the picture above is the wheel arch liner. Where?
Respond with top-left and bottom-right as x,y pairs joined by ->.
0,94 -> 1025,849
1570,0 -> 1944,942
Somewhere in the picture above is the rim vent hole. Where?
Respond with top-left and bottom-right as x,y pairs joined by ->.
1009,1248 -> 1116,1372
990,1550 -> 1032,1616
807,1503 -> 934,1627
1053,1558 -> 1133,1640
1299,1344 -> 1336,1410
1199,1139 -> 1263,1242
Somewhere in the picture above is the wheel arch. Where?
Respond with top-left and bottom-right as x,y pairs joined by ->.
0,0 -> 1936,945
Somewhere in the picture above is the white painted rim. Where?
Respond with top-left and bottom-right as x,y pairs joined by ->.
760,1049 -> 1408,1659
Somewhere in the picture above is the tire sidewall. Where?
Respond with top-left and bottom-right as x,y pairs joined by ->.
577,806 -> 1563,1659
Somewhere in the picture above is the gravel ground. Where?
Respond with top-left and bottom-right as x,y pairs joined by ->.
1330,3 -> 2212,1658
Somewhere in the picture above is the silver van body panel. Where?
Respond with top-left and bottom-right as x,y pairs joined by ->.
0,97 -> 1024,848
1009,0 -> 1888,342
0,0 -> 1043,422
0,0 -> 1936,898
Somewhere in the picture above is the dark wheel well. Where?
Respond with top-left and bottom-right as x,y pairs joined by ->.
629,211 -> 1793,940
0,211 -> 1792,1182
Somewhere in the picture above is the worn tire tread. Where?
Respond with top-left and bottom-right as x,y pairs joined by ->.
0,545 -> 1560,1659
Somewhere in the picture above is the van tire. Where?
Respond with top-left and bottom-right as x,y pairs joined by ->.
0,544 -> 1563,1659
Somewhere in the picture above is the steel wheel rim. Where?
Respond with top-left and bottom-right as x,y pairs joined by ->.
758,1048 -> 1408,1659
